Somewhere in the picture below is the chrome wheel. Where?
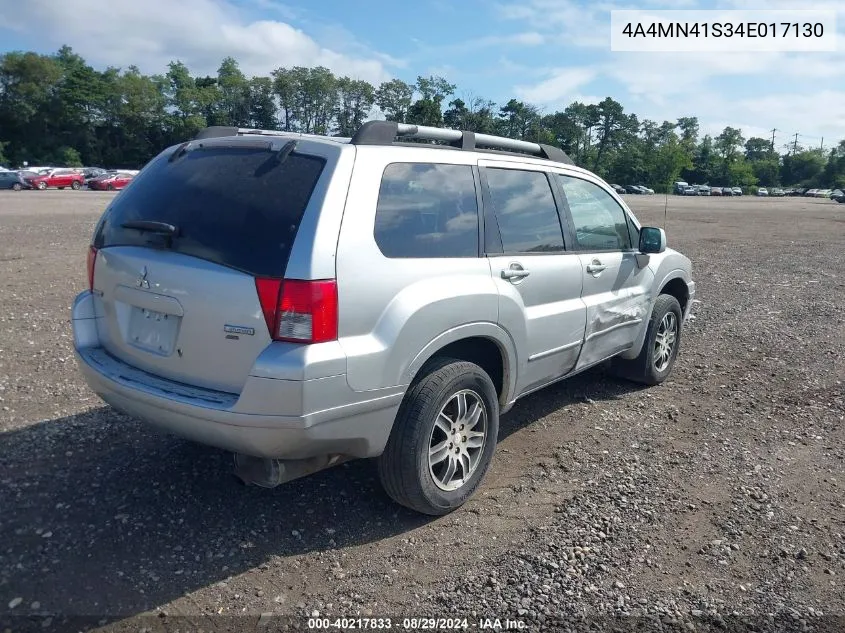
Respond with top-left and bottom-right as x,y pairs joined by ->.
653,311 -> 678,372
428,389 -> 487,492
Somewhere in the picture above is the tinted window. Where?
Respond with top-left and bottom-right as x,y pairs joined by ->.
484,168 -> 564,253
556,175 -> 633,251
374,163 -> 479,258
94,145 -> 325,277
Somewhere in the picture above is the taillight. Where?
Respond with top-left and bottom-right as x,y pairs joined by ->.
254,278 -> 338,344
86,245 -> 98,291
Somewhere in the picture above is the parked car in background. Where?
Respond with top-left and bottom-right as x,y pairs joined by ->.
25,168 -> 85,190
0,171 -> 29,190
711,187 -> 722,196
815,189 -> 832,198
834,191 -> 845,203
771,188 -> 785,197
756,188 -> 769,196
829,189 -> 843,200
638,185 -> 655,195
731,187 -> 743,196
625,184 -> 644,194
681,186 -> 698,196
610,183 -> 627,194
673,181 -> 689,194
83,167 -> 108,184
696,185 -> 711,196
88,172 -> 135,191
805,189 -> 818,197
721,187 -> 733,196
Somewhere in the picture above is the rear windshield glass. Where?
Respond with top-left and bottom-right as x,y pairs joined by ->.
94,145 -> 326,277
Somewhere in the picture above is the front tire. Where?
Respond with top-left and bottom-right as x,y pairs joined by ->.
378,357 -> 499,515
71,181 -> 81,190
612,294 -> 683,386
37,182 -> 47,190
12,183 -> 21,191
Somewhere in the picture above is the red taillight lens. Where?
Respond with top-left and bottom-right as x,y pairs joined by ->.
254,278 -> 338,344
255,277 -> 283,338
86,246 -> 98,291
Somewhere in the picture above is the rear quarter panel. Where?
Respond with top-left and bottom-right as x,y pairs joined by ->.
334,146 -> 500,393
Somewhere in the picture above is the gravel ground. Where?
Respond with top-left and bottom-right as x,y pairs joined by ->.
0,191 -> 843,633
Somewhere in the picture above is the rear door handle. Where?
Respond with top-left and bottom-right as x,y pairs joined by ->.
501,268 -> 530,280
586,262 -> 607,274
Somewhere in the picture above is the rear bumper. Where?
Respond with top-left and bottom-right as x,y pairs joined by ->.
72,291 -> 402,460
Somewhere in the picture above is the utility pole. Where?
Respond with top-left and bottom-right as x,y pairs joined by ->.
820,137 -> 824,151
770,128 -> 778,152
792,132 -> 799,154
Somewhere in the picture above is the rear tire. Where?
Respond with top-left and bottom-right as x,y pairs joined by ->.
107,184 -> 115,191
71,181 -> 81,190
378,357 -> 499,515
611,294 -> 683,386
37,182 -> 47,190
12,183 -> 21,191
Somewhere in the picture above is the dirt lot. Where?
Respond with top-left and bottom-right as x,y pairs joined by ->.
1,191 -> 843,632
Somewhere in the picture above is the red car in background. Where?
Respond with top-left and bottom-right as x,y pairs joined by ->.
88,172 -> 135,191
26,168 -> 85,190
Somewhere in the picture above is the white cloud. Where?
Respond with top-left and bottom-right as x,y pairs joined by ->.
515,68 -> 598,104
5,0 -> 395,83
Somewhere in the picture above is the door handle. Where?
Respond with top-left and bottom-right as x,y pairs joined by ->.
586,261 -> 607,275
501,267 -> 530,280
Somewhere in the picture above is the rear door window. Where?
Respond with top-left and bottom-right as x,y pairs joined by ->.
483,168 -> 565,253
94,145 -> 326,277
374,163 -> 479,258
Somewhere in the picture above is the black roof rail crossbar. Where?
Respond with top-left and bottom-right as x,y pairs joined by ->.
194,122 -> 574,164
351,121 -> 573,164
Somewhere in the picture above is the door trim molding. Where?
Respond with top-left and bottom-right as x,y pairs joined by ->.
527,339 -> 581,362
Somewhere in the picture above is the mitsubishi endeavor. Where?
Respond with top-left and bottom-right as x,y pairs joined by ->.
72,121 -> 696,515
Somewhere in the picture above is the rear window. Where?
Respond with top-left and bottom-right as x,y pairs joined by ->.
94,145 -> 326,277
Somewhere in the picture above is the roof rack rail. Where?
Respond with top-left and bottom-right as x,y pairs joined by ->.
194,126 -> 351,143
193,122 -> 574,164
350,121 -> 574,164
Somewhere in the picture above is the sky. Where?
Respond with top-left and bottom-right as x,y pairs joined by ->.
1,0 -> 843,151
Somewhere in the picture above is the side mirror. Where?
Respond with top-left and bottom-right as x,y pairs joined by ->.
639,226 -> 666,254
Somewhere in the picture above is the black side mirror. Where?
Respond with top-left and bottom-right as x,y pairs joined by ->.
639,226 -> 666,254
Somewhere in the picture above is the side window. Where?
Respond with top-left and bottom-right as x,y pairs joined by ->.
556,175 -> 633,251
374,163 -> 479,259
484,168 -> 564,253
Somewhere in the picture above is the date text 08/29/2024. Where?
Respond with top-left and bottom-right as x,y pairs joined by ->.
306,617 -> 528,630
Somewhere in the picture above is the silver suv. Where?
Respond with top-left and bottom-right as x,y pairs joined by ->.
72,122 -> 696,515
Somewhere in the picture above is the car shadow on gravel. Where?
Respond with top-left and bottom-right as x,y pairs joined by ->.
0,366 -> 642,622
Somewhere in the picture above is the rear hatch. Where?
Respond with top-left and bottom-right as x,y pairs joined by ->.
90,141 -> 327,394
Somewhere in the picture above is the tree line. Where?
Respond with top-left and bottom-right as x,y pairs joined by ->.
1,46 -> 843,190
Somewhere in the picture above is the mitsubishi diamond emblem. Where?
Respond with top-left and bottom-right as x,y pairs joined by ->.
136,266 -> 150,289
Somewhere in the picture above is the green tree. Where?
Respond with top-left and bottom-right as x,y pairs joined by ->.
375,78 -> 414,123
271,67 -> 297,131
247,76 -> 277,129
215,57 -> 249,126
334,77 -> 375,136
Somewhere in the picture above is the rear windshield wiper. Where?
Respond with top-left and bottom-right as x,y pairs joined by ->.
120,220 -> 180,236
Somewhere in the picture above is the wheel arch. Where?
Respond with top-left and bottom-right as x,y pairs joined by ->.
406,323 -> 518,409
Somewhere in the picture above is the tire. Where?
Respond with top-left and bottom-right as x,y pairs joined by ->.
37,182 -> 47,190
611,294 -> 683,386
107,184 -> 115,191
12,183 -> 21,191
378,357 -> 499,515
71,181 -> 81,190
